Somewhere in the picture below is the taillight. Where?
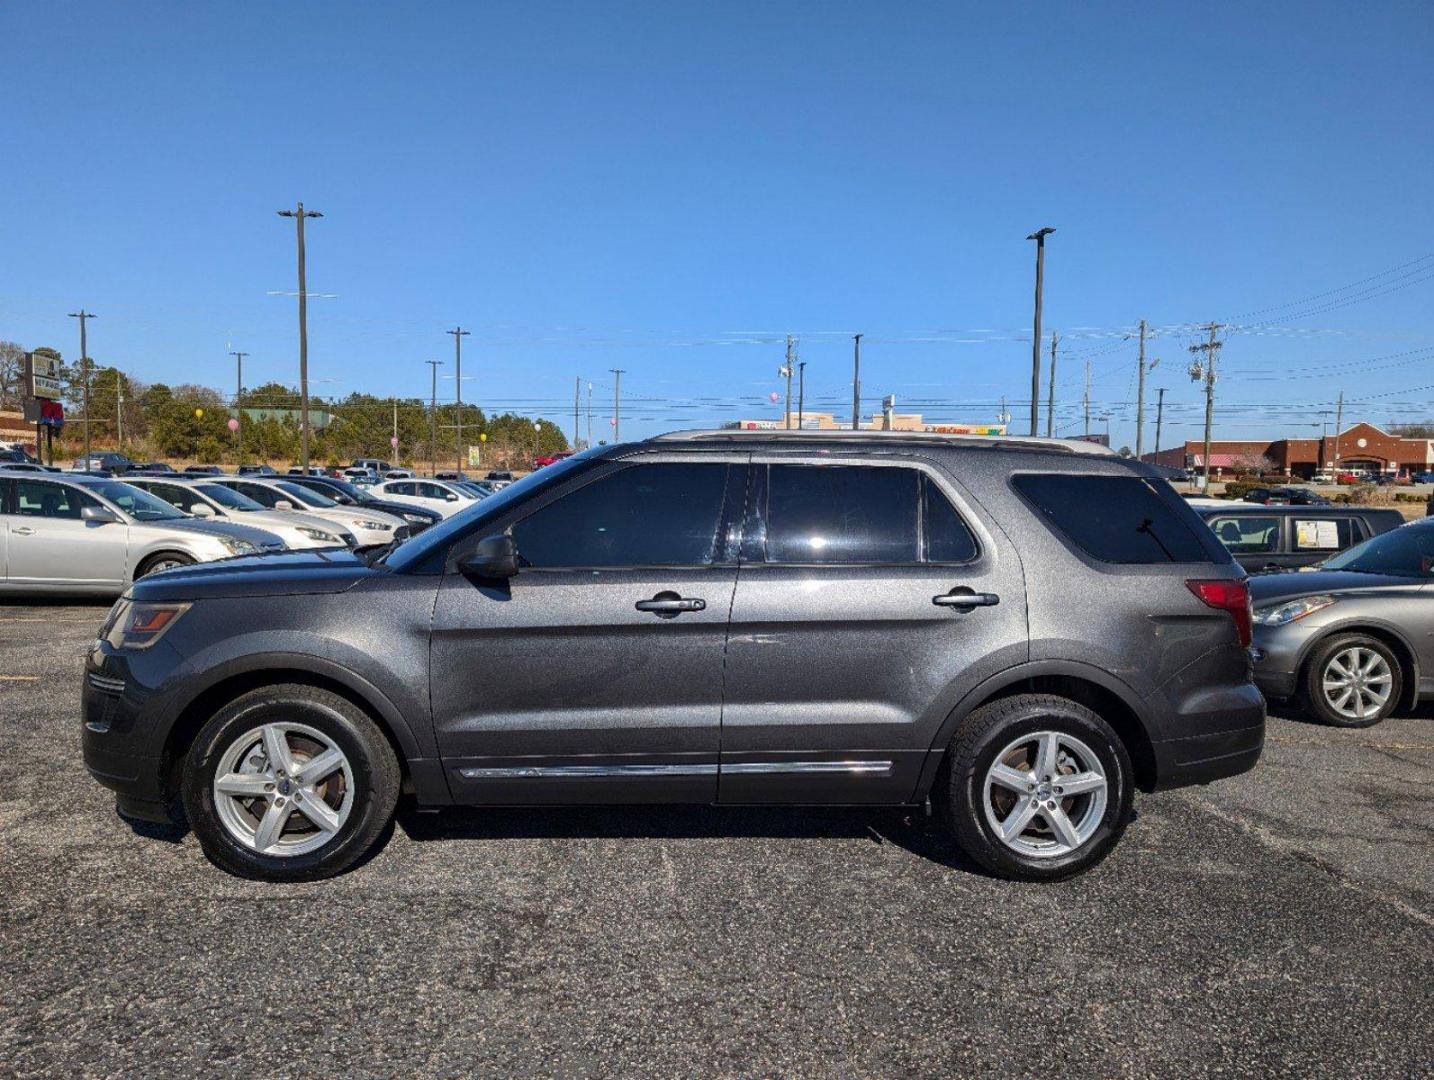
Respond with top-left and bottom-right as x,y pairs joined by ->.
1187,579 -> 1253,647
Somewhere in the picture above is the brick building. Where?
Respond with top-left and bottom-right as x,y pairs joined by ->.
1141,422 -> 1434,478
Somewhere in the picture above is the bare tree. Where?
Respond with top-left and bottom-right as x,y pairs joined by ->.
0,340 -> 25,411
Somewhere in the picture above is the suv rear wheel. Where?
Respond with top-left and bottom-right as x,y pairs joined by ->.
181,684 -> 401,881
936,694 -> 1133,881
1300,633 -> 1402,728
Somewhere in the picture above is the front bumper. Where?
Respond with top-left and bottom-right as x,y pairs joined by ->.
1249,622 -> 1318,700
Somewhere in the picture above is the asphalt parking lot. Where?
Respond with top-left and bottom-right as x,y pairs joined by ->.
1,603 -> 1430,1079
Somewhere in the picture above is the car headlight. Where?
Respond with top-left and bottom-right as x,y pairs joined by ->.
219,536 -> 259,555
1252,595 -> 1336,627
297,526 -> 341,543
401,512 -> 428,525
352,519 -> 392,532
104,601 -> 191,651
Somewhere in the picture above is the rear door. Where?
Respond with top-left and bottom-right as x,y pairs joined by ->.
719,456 -> 1028,804
430,454 -> 747,804
1206,513 -> 1283,573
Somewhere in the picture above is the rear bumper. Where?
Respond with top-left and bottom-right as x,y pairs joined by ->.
1150,681 -> 1266,790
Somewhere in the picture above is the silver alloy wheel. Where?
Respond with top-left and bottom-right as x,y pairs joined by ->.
982,731 -> 1108,859
212,721 -> 355,857
145,557 -> 187,574
1322,646 -> 1393,721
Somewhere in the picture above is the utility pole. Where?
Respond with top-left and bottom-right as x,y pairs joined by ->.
277,203 -> 321,471
586,381 -> 593,447
610,369 -> 624,441
392,398 -> 398,459
573,376 -> 581,449
797,361 -> 806,429
1154,387 -> 1167,460
447,327 -> 470,473
851,333 -> 862,430
115,372 -> 124,445
67,310 -> 95,464
1083,359 -> 1091,437
1045,331 -> 1058,437
230,350 -> 247,456
1188,323 -> 1224,488
1135,320 -> 1147,458
425,359 -> 443,477
1333,390 -> 1344,473
1026,227 -> 1055,436
781,336 -> 795,429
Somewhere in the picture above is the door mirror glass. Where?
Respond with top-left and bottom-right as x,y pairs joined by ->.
190,502 -> 215,517
80,505 -> 122,524
457,534 -> 520,579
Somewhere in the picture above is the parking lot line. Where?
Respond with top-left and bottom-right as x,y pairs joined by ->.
0,675 -> 42,681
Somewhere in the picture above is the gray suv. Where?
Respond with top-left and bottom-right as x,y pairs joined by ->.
82,431 -> 1264,882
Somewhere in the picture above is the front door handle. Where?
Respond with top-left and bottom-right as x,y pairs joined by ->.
933,587 -> 999,610
635,591 -> 707,618
12,526 -> 34,536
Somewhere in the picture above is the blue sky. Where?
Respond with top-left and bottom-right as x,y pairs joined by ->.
3,0 -> 1432,450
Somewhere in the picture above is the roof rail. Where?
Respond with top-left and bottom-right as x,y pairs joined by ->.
649,428 -> 1117,456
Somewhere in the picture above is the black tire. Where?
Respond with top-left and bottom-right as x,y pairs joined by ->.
181,684 -> 401,882
935,694 -> 1134,882
1298,633 -> 1403,729
136,551 -> 195,578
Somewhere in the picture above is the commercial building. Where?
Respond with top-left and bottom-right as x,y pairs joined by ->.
1141,422 -> 1434,478
726,411 -> 1007,435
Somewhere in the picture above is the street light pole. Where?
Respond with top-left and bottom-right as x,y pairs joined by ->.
67,309 -> 95,465
1154,387 -> 1167,460
425,359 -> 443,477
1026,227 -> 1055,436
610,369 -> 625,441
277,203 -> 322,472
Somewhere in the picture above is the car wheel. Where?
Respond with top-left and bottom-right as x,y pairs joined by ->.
1300,633 -> 1402,728
935,694 -> 1133,882
181,684 -> 401,882
137,551 -> 195,577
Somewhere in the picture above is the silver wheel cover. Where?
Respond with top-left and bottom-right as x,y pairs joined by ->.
213,721 -> 355,857
1322,646 -> 1393,721
982,730 -> 1109,859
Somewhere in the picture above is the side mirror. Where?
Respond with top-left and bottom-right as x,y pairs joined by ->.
190,503 -> 215,518
81,505 -> 122,524
274,499 -> 294,511
446,493 -> 459,501
457,534 -> 519,579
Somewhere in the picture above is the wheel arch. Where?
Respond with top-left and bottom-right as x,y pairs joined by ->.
134,547 -> 198,579
915,661 -> 1159,799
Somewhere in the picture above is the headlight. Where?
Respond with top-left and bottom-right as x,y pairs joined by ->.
1252,595 -> 1336,627
298,526 -> 340,543
104,601 -> 191,651
219,536 -> 259,555
352,519 -> 392,532
401,513 -> 428,525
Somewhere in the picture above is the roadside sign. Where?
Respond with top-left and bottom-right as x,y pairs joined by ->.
23,352 -> 63,399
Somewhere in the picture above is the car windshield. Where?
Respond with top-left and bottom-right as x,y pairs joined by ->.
382,448 -> 603,571
93,482 -> 185,521
319,479 -> 367,502
1321,523 -> 1434,578
196,482 -> 264,511
276,481 -> 337,508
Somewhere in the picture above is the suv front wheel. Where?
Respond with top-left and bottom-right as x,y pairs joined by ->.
181,684 -> 401,881
936,694 -> 1134,881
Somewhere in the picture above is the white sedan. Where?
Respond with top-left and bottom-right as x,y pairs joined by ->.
209,477 -> 410,546
371,478 -> 478,518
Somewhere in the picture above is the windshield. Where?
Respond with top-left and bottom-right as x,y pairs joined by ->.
1322,522 -> 1434,578
382,448 -> 603,571
95,482 -> 185,521
197,482 -> 264,511
277,481 -> 337,508
319,479 -> 366,502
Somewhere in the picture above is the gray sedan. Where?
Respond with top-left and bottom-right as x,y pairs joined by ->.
1249,517 -> 1434,727
0,471 -> 285,595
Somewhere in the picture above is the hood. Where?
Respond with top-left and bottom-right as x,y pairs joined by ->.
152,517 -> 285,549
362,497 -> 441,522
238,507 -> 354,539
128,547 -> 376,601
1249,569 -> 1428,605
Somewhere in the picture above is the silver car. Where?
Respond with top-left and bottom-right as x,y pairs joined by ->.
124,476 -> 354,551
1249,517 -> 1434,727
0,471 -> 285,595
209,477 -> 409,547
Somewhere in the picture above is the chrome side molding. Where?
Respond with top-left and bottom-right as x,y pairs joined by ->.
458,760 -> 893,780
722,760 -> 893,777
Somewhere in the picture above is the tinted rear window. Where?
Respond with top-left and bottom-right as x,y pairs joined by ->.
1013,474 -> 1212,564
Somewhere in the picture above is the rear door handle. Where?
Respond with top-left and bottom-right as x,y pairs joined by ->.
933,587 -> 999,610
635,592 -> 706,618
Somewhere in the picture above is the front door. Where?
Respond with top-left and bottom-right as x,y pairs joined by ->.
3,478 -> 128,588
719,458 -> 1028,804
431,456 -> 747,804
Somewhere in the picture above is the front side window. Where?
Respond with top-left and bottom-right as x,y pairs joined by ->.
93,482 -> 183,521
1322,524 -> 1434,577
1014,474 -> 1212,564
1209,516 -> 1280,554
512,462 -> 729,568
197,483 -> 262,511
277,481 -> 335,508
230,482 -> 281,508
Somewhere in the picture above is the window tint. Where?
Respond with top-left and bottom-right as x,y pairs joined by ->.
512,462 -> 729,568
14,481 -> 93,519
93,482 -> 182,521
923,477 -> 979,563
1210,516 -> 1280,554
1014,474 -> 1212,564
766,464 -> 919,564
1293,517 -> 1355,551
388,482 -> 414,496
